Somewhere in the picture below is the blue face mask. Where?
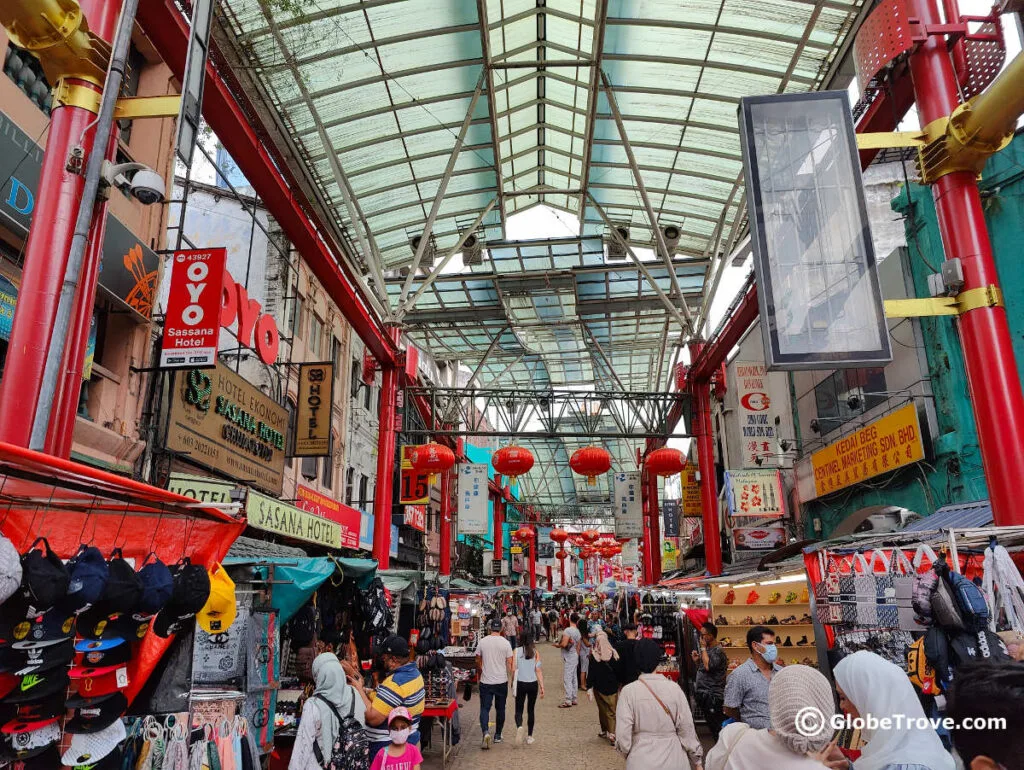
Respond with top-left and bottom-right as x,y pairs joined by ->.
759,643 -> 779,663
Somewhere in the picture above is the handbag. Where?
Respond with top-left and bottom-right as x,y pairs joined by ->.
705,723 -> 752,770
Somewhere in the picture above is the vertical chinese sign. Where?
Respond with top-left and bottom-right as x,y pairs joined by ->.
735,361 -> 777,468
399,445 -> 430,504
613,471 -> 642,538
457,463 -> 488,535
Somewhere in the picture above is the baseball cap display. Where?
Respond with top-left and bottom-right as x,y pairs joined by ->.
13,539 -> 69,615
70,667 -> 128,700
0,638 -> 74,676
1,744 -> 60,768
61,717 -> 126,766
65,691 -> 127,734
136,555 -> 174,615
4,610 -> 76,649
70,639 -> 130,679
1,694 -> 65,733
0,720 -> 60,761
69,745 -> 122,770
76,549 -> 143,641
0,534 -> 21,606
63,547 -> 109,615
5,670 -> 70,704
196,563 -> 236,634
153,559 -> 211,638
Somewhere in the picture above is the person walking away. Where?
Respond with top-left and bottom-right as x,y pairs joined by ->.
577,617 -> 593,690
558,612 -> 582,707
615,623 -> 640,686
513,630 -> 545,745
369,708 -> 422,770
476,618 -> 514,749
825,651 -> 955,770
705,664 -> 836,770
289,652 -> 367,770
947,661 -> 1024,770
693,622 -> 728,740
547,609 -> 559,641
501,608 -> 520,650
723,626 -> 781,729
615,639 -> 704,770
588,627 -> 620,745
353,635 -> 425,759
530,606 -> 544,641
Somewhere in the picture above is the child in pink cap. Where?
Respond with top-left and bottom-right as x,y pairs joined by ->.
369,707 -> 422,770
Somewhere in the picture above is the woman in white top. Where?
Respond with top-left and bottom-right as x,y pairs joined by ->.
706,664 -> 834,770
289,652 -> 367,770
513,631 -> 545,744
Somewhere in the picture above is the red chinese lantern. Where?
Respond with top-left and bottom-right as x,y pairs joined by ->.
513,525 -> 536,541
550,528 -> 569,545
491,444 -> 535,482
645,447 -> 686,477
555,549 -> 569,561
569,445 -> 612,485
580,547 -> 596,559
409,442 -> 455,483
581,529 -> 600,544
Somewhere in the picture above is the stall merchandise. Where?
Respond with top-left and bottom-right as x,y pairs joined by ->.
708,573 -> 817,670
638,591 -> 686,679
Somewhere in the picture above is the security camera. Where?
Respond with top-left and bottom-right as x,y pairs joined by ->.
129,168 -> 165,205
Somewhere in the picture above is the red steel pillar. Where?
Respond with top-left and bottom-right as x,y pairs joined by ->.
492,474 -> 504,585
439,469 -> 453,576
0,0 -> 122,447
690,365 -> 723,574
560,552 -> 566,586
372,328 -> 401,568
528,526 -> 538,591
907,0 -> 1024,526
647,473 -> 662,584
546,565 -> 553,589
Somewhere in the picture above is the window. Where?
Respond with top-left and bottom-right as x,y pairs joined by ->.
814,368 -> 887,433
301,456 -> 317,480
345,467 -> 355,506
308,314 -> 323,357
291,292 -> 304,339
350,358 -> 361,403
321,434 -> 334,488
331,338 -> 342,401
284,400 -> 296,467
363,381 -> 372,411
116,45 -> 146,143
358,475 -> 369,509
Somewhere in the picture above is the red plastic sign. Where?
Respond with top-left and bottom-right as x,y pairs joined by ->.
160,249 -> 226,368
220,271 -> 280,365
404,504 -> 426,532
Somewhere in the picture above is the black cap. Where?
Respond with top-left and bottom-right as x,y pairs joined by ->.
65,689 -> 120,709
5,745 -> 62,769
152,560 -> 211,638
1,693 -> 67,730
62,546 -> 109,615
5,671 -> 70,704
488,619 -> 502,632
0,638 -> 74,676
376,634 -> 410,658
70,640 -> 131,679
64,691 -> 127,734
75,550 -> 143,640
136,557 -> 173,616
1,610 -> 76,649
15,539 -> 69,615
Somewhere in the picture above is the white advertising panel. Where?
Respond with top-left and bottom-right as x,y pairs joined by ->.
613,471 -> 642,538
457,463 -> 489,535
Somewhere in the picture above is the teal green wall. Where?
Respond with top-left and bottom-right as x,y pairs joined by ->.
802,133 -> 1024,537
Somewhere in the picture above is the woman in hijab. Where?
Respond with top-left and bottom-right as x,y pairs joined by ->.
828,650 -> 955,770
615,639 -> 704,770
705,664 -> 835,770
289,652 -> 367,770
587,625 -> 621,744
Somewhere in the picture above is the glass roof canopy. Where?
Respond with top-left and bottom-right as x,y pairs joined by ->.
214,0 -> 867,509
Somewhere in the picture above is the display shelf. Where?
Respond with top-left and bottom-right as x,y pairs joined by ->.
714,602 -> 809,608
714,623 -> 815,629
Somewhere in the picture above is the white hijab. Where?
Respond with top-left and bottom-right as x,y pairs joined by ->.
308,653 -> 363,758
833,651 -> 954,770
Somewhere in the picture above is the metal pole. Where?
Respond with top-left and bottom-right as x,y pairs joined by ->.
29,0 -> 138,450
647,473 -> 662,584
440,469 -> 453,576
907,0 -> 1024,527
398,73 -> 486,308
588,194 -> 693,332
600,70 -> 692,329
529,523 -> 537,591
399,198 -> 498,318
372,327 -> 402,567
493,474 -> 504,586
690,342 -> 723,575
463,325 -> 509,390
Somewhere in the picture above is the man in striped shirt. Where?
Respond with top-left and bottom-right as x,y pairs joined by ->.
353,635 -> 425,757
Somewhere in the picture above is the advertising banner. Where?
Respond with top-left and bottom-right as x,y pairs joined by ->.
662,538 -> 680,571
613,471 -> 642,538
457,463 -> 489,535
399,445 -> 430,504
245,490 -> 341,548
160,248 -> 226,369
620,539 -> 639,567
167,473 -> 237,504
404,505 -> 426,532
662,499 -> 680,537
536,526 -> 555,565
732,525 -> 787,552
166,363 -> 288,495
294,362 -> 334,457
296,484 -> 360,548
735,361 -> 779,467
682,516 -> 703,546
810,403 -> 924,497
725,469 -> 786,518
681,468 -> 702,516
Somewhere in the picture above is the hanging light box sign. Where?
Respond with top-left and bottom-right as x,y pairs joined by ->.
293,362 -> 334,457
738,91 -> 891,370
160,248 -> 226,369
613,471 -> 642,538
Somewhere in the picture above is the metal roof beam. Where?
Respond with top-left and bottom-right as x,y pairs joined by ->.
600,53 -> 816,85
477,0 -> 508,239
236,0 -> 407,42
593,112 -> 739,135
488,5 -> 594,32
343,143 -> 492,181
590,137 -> 740,161
297,89 -> 481,139
604,16 -> 832,50
353,163 -> 495,199
364,185 -> 496,222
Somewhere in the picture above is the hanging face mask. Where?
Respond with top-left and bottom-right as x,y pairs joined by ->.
390,727 -> 411,745
758,642 -> 779,664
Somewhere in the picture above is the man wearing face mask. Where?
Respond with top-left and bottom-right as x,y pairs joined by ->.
722,626 -> 782,729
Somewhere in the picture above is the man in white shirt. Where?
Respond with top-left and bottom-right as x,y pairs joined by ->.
530,607 -> 544,640
476,618 -> 514,749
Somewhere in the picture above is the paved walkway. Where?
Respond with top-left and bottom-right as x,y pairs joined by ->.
422,645 -> 625,770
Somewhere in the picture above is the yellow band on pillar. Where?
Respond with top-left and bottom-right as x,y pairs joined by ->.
957,285 -> 1005,314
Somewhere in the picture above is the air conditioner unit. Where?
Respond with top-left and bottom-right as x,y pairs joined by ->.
409,235 -> 436,269
661,224 -> 681,251
606,225 -> 629,260
462,233 -> 483,266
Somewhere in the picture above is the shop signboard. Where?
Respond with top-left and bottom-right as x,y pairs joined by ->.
810,402 -> 925,497
620,539 -> 639,567
166,362 -> 288,495
680,468 -> 701,516
160,248 -> 227,369
510,545 -> 523,555
399,445 -> 430,504
536,526 -> 555,564
682,516 -> 703,546
404,504 -> 426,532
613,471 -> 642,538
725,469 -> 786,518
661,538 -> 679,571
662,499 -> 680,537
293,362 -> 334,456
0,274 -> 15,341
735,361 -> 779,467
732,525 -> 787,552
457,463 -> 488,535
245,489 -> 341,548
296,485 -> 360,548
167,472 -> 237,504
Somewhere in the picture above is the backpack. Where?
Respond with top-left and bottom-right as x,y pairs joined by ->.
361,578 -> 393,635
930,562 -> 965,632
912,565 -> 939,626
906,636 -> 939,695
311,690 -> 370,770
950,629 -> 1010,669
947,571 -> 990,632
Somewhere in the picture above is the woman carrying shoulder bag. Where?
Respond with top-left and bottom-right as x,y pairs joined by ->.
289,652 -> 367,770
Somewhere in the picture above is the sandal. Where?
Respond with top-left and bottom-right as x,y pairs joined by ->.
724,590 -> 736,604
745,590 -> 760,605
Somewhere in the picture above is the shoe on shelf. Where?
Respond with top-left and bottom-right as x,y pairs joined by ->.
517,726 -> 526,744
782,636 -> 793,647
742,615 -> 754,625
720,637 -> 733,647
724,590 -> 736,604
483,733 -> 492,750
746,590 -> 760,605
767,615 -> 779,625
768,591 -> 781,604
526,736 -> 535,745
797,635 -> 809,646
780,615 -> 797,625
785,591 -> 798,603
800,613 -> 813,624
715,615 -> 728,626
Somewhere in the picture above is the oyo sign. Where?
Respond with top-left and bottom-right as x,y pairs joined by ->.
220,271 -> 280,365
160,248 -> 226,369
